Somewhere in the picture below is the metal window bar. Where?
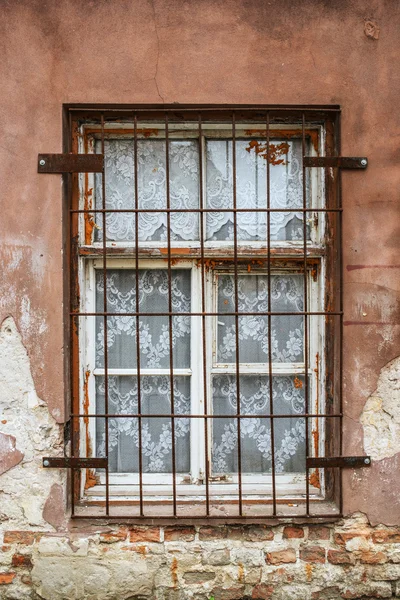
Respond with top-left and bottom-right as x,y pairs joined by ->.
60,106 -> 364,520
133,113 -> 144,516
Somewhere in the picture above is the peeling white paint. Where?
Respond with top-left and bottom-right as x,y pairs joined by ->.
361,356 -> 400,461
0,316 -> 64,528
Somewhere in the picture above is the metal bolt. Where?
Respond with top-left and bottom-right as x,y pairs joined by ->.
360,158 -> 367,166
43,459 -> 50,467
39,159 -> 46,166
364,457 -> 371,465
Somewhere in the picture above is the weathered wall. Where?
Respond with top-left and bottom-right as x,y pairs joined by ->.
0,0 -> 400,598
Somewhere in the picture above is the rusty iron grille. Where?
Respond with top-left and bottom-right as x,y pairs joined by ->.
64,105 -> 347,520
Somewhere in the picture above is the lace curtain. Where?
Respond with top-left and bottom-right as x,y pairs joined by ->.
212,375 -> 305,474
95,269 -> 306,475
217,273 -> 304,363
94,137 -> 309,243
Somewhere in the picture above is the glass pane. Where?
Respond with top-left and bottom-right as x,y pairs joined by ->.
96,269 -> 191,369
206,138 -> 310,241
212,375 -> 306,474
216,274 -> 304,363
95,138 -> 199,242
96,375 -> 190,473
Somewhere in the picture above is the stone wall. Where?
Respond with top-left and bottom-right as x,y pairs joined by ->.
1,515 -> 400,599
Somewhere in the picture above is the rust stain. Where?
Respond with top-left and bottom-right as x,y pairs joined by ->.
309,470 -> 321,489
159,247 -> 192,255
246,140 -> 290,165
84,185 -> 95,245
171,556 -> 178,588
1,420 -> 6,424
83,370 -> 97,491
294,376 -> 303,389
244,128 -> 319,154
141,128 -> 159,138
305,563 -> 313,582
311,265 -> 318,282
85,470 -> 97,491
238,563 -> 244,583
201,258 -> 218,272
309,353 -> 321,489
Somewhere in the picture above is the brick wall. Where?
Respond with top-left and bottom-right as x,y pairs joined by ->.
1,514 -> 400,599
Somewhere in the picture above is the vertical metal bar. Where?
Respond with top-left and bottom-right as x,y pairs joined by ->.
68,109 -> 75,518
302,113 -> 310,516
337,113 -> 344,515
232,112 -> 243,515
133,114 -> 144,516
198,113 -> 210,515
266,113 -> 277,515
165,114 -> 177,515
101,114 -> 110,516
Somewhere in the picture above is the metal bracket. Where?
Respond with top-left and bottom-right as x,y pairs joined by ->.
42,457 -> 107,469
306,456 -> 371,469
303,157 -> 368,169
38,154 -> 104,173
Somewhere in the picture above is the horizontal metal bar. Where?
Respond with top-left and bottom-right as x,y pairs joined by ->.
70,413 -> 342,419
71,513 -> 342,520
38,154 -> 104,173
304,156 -> 368,169
71,207 -> 343,214
42,457 -> 107,469
66,103 -> 341,112
306,456 -> 371,468
72,312 -> 340,318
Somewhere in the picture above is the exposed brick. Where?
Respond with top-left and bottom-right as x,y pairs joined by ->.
183,571 -> 216,584
300,545 -> 326,563
0,573 -> 16,585
334,531 -> 371,546
3,531 -> 41,545
327,549 -> 354,565
252,583 -> 274,598
283,526 -> 304,539
244,526 -> 274,542
308,526 -> 331,541
211,586 -> 246,600
371,529 -> 400,544
129,527 -> 161,543
359,551 -> 388,564
226,526 -> 245,540
266,548 -> 297,565
100,528 -> 128,543
198,527 -> 227,541
164,526 -> 195,542
11,554 -> 32,568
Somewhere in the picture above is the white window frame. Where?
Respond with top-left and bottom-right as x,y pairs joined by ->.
80,259 -> 324,500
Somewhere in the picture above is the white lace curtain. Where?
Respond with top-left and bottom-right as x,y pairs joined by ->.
94,137 -> 309,243
95,269 -> 306,475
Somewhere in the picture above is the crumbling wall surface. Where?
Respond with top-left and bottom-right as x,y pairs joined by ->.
1,0 -> 400,597
1,516 -> 400,599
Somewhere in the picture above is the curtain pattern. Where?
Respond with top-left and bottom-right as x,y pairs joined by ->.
217,274 -> 304,363
94,137 -> 308,243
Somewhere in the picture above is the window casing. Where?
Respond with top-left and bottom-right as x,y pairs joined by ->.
68,107 -> 341,519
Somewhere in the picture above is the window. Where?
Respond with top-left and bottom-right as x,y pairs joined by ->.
69,106 -> 341,519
